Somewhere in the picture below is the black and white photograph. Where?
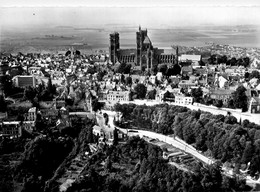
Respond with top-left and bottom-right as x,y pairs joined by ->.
0,0 -> 260,191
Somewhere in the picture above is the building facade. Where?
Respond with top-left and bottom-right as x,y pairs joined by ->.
175,95 -> 193,105
1,121 -> 22,138
27,107 -> 37,121
106,90 -> 130,102
109,32 -> 120,64
109,26 -> 176,71
209,89 -> 233,105
12,75 -> 36,88
248,97 -> 260,114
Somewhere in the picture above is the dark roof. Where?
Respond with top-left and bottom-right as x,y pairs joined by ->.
118,49 -> 136,56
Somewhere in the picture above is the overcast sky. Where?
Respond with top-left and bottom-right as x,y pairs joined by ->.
1,0 -> 260,29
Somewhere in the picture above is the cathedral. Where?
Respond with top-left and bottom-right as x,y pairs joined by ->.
109,26 -> 177,71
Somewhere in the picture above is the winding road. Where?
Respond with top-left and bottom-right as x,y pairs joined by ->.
101,109 -> 260,188
101,109 -> 214,165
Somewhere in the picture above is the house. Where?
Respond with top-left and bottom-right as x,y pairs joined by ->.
23,121 -> 35,133
106,90 -> 130,102
60,107 -> 69,119
40,108 -> 59,123
156,90 -> 168,102
248,97 -> 260,114
27,107 -> 37,121
54,98 -> 66,110
214,75 -> 229,89
85,90 -> 94,112
56,107 -> 71,129
12,75 -> 37,87
1,121 -> 22,138
209,89 -> 233,104
175,95 -> 193,105
149,75 -> 157,84
181,66 -> 193,76
193,66 -> 207,76
179,54 -> 201,66
92,124 -> 114,144
168,76 -> 180,85
251,58 -> 260,69
93,125 -> 104,137
179,80 -> 198,89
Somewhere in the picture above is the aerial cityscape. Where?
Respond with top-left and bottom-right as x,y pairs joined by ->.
1,1 -> 260,192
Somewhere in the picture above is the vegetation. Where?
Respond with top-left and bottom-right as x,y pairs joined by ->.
66,136 -> 249,192
0,116 -> 95,192
228,85 -> 248,112
0,94 -> 7,112
115,63 -> 132,74
208,55 -> 250,67
114,103 -> 260,178
134,83 -> 147,99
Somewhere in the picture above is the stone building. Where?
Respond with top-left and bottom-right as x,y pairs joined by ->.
109,26 -> 176,71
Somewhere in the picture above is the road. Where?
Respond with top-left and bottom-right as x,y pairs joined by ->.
101,109 -> 260,187
101,109 -> 214,165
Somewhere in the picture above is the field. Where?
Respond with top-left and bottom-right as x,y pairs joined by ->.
1,24 -> 259,54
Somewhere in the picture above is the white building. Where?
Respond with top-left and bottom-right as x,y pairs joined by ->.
149,75 -> 157,84
106,91 -> 130,102
175,95 -> 193,105
12,75 -> 37,87
27,107 -> 37,121
1,121 -> 22,138
179,54 -> 201,66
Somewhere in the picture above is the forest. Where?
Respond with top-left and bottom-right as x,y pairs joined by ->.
66,136 -> 248,192
114,103 -> 260,177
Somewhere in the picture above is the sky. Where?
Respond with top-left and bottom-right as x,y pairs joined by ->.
1,0 -> 260,29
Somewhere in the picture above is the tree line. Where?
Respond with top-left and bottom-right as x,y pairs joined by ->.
66,136 -> 249,192
114,103 -> 260,177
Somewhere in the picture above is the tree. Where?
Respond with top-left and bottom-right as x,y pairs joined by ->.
208,55 -> 217,64
0,95 -> 7,112
92,98 -> 102,112
166,64 -> 181,76
231,86 -> 248,112
103,113 -> 109,125
134,84 -> 147,99
191,87 -> 203,103
87,127 -> 94,143
116,63 -> 131,74
116,63 -> 126,74
146,89 -> 156,100
113,128 -> 118,145
151,64 -> 158,75
214,99 -> 223,108
242,141 -> 254,163
120,74 -> 125,84
125,76 -> 132,86
104,156 -> 112,172
243,57 -> 250,67
158,64 -> 168,75
124,64 -> 132,74
23,86 -> 37,101
75,50 -> 81,56
47,77 -> 56,96
244,72 -> 250,79
65,50 -> 71,57
96,71 -> 105,81
249,70 -> 260,79
2,76 -> 13,96
228,57 -> 237,66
